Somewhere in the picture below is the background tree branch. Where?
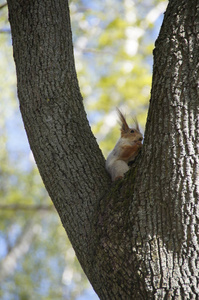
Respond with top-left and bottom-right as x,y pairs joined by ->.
0,218 -> 40,281
0,204 -> 54,211
0,3 -> 7,10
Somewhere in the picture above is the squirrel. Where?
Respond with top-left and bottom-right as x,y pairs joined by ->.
106,108 -> 143,181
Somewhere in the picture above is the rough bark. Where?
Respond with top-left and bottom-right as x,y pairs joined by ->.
7,0 -> 110,278
7,0 -> 199,299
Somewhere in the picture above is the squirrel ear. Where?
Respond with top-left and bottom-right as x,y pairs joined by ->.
116,107 -> 129,133
133,117 -> 140,132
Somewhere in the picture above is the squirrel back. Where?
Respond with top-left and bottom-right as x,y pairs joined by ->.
106,108 -> 143,181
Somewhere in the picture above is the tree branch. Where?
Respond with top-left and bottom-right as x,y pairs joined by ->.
0,219 -> 40,281
0,3 -> 7,10
0,204 -> 54,211
7,0 -> 111,284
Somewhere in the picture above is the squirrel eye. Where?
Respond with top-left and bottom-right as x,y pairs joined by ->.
130,130 -> 134,133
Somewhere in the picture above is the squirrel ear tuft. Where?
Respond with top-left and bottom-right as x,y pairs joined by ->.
116,107 -> 129,133
133,117 -> 140,132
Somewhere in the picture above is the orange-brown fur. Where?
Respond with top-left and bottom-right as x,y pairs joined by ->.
120,143 -> 142,162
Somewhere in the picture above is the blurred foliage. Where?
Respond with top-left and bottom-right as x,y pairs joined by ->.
0,0 -> 167,299
70,0 -> 168,155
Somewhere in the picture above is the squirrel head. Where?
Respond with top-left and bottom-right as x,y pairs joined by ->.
116,108 -> 143,144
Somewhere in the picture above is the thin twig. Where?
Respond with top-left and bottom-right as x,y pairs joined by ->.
0,3 -> 7,10
0,204 -> 54,211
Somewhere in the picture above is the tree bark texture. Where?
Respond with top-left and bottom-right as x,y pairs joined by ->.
7,0 -> 110,285
7,0 -> 199,299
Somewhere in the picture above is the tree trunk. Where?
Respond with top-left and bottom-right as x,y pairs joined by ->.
7,0 -> 199,299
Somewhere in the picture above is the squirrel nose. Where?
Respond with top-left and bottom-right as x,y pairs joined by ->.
139,137 -> 143,141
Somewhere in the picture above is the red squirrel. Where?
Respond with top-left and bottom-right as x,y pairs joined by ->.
106,108 -> 143,181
